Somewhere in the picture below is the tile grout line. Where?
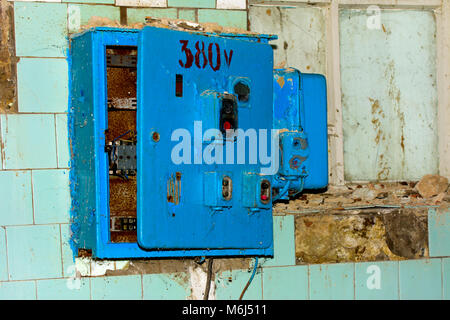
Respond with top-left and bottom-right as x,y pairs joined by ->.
441,257 -> 444,300
141,273 -> 144,300
54,114 -> 60,168
30,170 -> 35,225
12,112 -> 69,115
4,227 -> 10,281
260,264 -> 263,300
307,264 -> 310,300
16,56 -> 67,60
66,2 -> 70,41
353,262 -> 356,300
0,117 -> 4,170
3,222 -> 70,228
397,260 -> 401,300
0,276 -> 85,283
0,167 -> 70,171
59,224 -> 65,278
89,276 -> 92,300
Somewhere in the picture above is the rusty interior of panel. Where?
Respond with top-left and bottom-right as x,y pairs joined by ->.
106,46 -> 138,243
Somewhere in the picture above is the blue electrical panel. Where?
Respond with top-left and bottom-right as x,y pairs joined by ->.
69,26 -> 328,259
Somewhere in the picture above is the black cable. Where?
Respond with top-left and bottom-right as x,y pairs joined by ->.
203,258 -> 213,300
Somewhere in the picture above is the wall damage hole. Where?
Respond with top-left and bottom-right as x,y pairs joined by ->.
175,74 -> 183,97
382,209 -> 428,259
233,81 -> 250,102
294,208 -> 429,265
78,248 -> 92,257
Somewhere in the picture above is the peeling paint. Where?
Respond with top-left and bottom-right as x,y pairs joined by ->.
276,75 -> 285,88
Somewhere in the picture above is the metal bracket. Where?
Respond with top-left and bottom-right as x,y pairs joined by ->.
106,54 -> 137,68
110,216 -> 137,232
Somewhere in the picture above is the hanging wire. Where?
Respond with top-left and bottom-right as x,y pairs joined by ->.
111,130 -> 132,161
239,257 -> 258,300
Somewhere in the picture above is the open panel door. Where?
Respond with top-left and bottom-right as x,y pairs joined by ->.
137,27 -> 274,250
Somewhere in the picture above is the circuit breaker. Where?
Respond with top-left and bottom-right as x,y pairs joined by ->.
69,27 -> 327,259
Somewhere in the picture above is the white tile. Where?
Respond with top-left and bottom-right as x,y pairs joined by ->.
115,0 -> 166,7
217,0 -> 246,10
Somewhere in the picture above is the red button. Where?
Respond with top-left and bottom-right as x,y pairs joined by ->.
261,194 -> 268,201
223,121 -> 232,130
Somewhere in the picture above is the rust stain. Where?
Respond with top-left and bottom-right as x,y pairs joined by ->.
370,98 -> 381,115
266,9 -> 271,16
276,76 -> 285,89
386,60 -> 405,170
400,133 -> 405,152
167,173 -> 181,205
369,98 -> 384,145
382,24 -> 386,33
397,95 -> 405,154
369,97 -> 391,180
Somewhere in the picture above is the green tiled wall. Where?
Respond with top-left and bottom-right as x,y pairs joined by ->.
142,273 -> 191,299
14,3 -> 68,58
262,266 -> 308,300
6,225 -> 62,280
216,268 -> 263,300
168,0 -> 215,8
127,8 -> 178,23
198,9 -> 247,29
354,261 -> 399,300
91,275 -> 142,300
17,58 -> 68,113
309,263 -> 355,300
0,281 -> 37,300
429,208 -> 450,257
399,259 -> 442,300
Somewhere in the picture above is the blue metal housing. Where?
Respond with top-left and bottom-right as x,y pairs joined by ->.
69,27 -> 327,260
272,68 -> 328,195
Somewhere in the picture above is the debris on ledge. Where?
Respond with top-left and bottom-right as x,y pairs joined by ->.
274,177 -> 450,215
415,174 -> 449,199
77,16 -> 259,35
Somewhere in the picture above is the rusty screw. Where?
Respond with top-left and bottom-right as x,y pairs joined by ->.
152,131 -> 160,142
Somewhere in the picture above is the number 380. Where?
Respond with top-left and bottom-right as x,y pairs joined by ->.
178,40 -> 233,72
